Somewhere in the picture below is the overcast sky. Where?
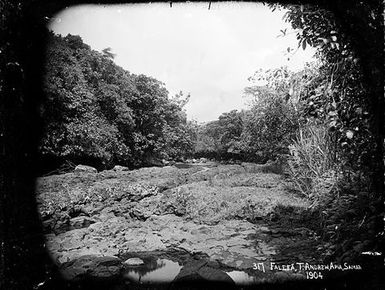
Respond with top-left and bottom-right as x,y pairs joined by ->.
49,2 -> 315,122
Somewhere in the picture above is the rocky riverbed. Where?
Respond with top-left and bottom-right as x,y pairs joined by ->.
36,162 -> 324,288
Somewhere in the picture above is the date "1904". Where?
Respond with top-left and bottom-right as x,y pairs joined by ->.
305,271 -> 323,279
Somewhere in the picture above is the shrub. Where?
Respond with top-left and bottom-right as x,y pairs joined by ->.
287,122 -> 337,200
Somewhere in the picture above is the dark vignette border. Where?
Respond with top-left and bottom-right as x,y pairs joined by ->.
0,1 -> 383,289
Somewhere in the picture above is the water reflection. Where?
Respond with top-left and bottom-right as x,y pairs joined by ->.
124,258 -> 182,283
226,270 -> 257,285
124,256 -> 258,285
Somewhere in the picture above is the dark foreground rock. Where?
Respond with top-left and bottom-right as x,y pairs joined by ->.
171,260 -> 236,290
60,255 -> 123,281
174,260 -> 235,283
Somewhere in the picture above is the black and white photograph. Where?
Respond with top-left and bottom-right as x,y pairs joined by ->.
0,1 -> 383,290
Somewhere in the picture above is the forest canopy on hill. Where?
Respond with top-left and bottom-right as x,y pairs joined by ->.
41,32 -> 196,171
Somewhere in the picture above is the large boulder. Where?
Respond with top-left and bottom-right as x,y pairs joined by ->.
60,255 -> 123,281
74,165 -> 97,174
123,257 -> 144,266
113,165 -> 129,172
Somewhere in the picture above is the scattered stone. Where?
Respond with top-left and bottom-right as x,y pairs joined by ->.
69,216 -> 96,230
123,257 -> 144,266
74,164 -> 97,174
129,208 -> 149,221
113,165 -> 129,172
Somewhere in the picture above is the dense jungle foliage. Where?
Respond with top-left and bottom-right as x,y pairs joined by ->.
194,66 -> 312,162
40,32 -> 196,171
265,3 -> 384,265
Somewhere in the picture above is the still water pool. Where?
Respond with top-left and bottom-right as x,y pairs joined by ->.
124,258 -> 182,283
